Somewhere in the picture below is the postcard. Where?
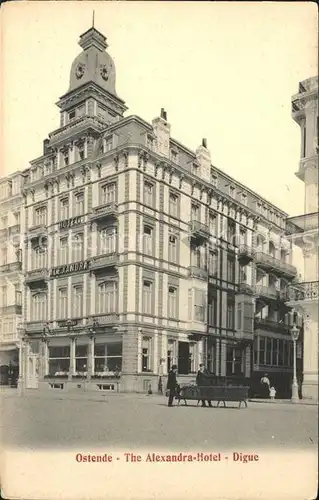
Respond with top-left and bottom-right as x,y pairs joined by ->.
0,1 -> 318,499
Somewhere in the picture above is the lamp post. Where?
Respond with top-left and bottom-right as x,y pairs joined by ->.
17,326 -> 26,395
88,319 -> 99,380
285,309 -> 302,404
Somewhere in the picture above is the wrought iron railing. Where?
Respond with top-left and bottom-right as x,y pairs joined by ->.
255,252 -> 297,277
287,281 -> 319,301
189,220 -> 210,239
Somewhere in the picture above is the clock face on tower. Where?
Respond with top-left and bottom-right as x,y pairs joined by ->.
75,63 -> 85,79
100,65 -> 109,81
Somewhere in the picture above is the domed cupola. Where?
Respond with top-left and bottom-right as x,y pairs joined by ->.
69,27 -> 117,96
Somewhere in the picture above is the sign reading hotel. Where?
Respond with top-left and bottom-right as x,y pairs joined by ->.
50,260 -> 90,277
59,216 -> 83,230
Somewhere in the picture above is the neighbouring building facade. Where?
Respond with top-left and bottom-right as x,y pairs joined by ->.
2,26 -> 299,394
0,173 -> 25,385
286,76 -> 318,401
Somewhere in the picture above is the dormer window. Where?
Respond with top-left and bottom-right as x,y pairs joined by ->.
241,193 -> 247,205
210,171 -> 218,187
104,137 -> 113,153
62,151 -> 69,167
170,150 -> 179,164
68,110 -> 76,121
229,186 -> 235,197
192,163 -> 200,176
147,135 -> 154,151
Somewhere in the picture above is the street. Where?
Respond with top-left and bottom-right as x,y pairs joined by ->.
1,391 -> 318,451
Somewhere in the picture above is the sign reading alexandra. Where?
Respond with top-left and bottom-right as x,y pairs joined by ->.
58,320 -> 78,328
50,260 -> 90,277
59,216 -> 83,230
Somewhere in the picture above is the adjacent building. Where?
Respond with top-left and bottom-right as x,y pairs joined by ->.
2,26 -> 299,394
0,173 -> 25,385
286,76 -> 318,401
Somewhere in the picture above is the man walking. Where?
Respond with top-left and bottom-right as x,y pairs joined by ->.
196,363 -> 212,407
166,364 -> 179,407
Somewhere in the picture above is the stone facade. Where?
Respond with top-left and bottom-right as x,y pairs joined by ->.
1,26 -> 300,395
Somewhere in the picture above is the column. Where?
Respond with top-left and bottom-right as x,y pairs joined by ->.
68,338 -> 75,380
87,336 -> 94,381
153,331 -> 158,373
39,341 -> 47,379
215,340 -> 220,376
244,345 -> 251,377
220,340 -> 226,376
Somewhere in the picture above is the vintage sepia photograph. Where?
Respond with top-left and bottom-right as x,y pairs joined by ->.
0,2 -> 318,499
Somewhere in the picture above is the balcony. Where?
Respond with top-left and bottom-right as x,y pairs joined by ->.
0,305 -> 22,315
236,283 -> 254,295
188,266 -> 208,280
189,220 -> 210,243
90,253 -> 118,272
255,252 -> 297,279
49,116 -> 106,145
25,321 -> 46,335
25,268 -> 49,285
237,245 -> 255,266
89,314 -> 119,328
286,212 -> 318,239
90,202 -> 118,223
254,317 -> 290,334
28,224 -> 47,240
0,261 -> 22,274
286,281 -> 319,302
255,284 -> 279,301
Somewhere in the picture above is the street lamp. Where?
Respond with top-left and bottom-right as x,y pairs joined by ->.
17,326 -> 26,394
285,309 -> 302,404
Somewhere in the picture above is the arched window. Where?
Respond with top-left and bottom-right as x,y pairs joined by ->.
256,235 -> 264,252
98,281 -> 117,314
32,293 -> 47,321
269,241 -> 276,258
280,248 -> 287,262
99,227 -> 116,254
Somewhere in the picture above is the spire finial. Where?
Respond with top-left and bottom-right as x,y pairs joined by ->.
92,10 -> 95,28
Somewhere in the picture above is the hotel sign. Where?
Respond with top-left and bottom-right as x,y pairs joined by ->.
50,260 -> 91,277
59,216 -> 83,230
57,320 -> 78,328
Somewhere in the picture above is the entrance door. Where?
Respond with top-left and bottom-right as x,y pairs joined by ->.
26,354 -> 39,389
178,342 -> 190,375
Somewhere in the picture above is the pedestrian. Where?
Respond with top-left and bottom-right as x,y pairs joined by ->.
166,364 -> 179,407
260,373 -> 270,398
269,386 -> 276,400
196,363 -> 212,407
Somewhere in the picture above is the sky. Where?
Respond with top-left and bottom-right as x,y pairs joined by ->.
1,1 -> 317,217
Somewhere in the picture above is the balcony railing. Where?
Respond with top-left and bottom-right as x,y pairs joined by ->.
255,252 -> 297,279
237,245 -> 255,265
90,202 -> 118,222
188,266 -> 208,280
0,261 -> 22,273
28,224 -> 47,239
255,284 -> 279,301
287,281 -> 319,301
25,268 -> 49,283
287,212 -> 318,233
49,115 -> 106,143
90,253 -> 118,271
0,305 -> 22,315
254,317 -> 289,333
8,224 -> 21,237
90,314 -> 119,326
25,321 -> 46,334
237,283 -> 254,295
189,220 -> 210,242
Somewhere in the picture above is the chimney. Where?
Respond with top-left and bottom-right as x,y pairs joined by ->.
202,138 -> 207,148
196,138 -> 211,183
152,108 -> 171,158
160,108 -> 167,121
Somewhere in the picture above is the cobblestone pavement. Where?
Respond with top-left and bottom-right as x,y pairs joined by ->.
1,391 -> 318,451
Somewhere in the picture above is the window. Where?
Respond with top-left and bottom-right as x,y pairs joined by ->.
169,192 -> 178,217
32,293 -> 47,321
48,346 -> 70,375
78,144 -> 85,161
1,247 -> 7,266
227,255 -> 235,283
94,342 -> 122,373
59,237 -> 68,265
170,150 -> 178,163
209,251 -> 218,277
167,340 -> 176,372
269,241 -> 276,258
35,206 -> 47,226
209,214 -> 217,236
144,181 -> 154,207
241,193 -> 247,205
15,289 -> 22,306
168,286 -> 177,319
75,344 -> 87,373
210,171 -> 218,187
194,289 -> 205,322
73,286 -> 83,318
104,137 -> 113,152
68,110 -> 76,121
75,192 -> 84,216
101,183 -> 116,204
1,216 -> 8,229
142,337 -> 152,372
168,234 -> 177,263
191,204 -> 199,221
99,227 -> 116,254
0,286 -> 7,307
191,245 -> 201,268
60,197 -> 69,220
229,186 -> 235,197
192,163 -> 199,176
143,225 -> 153,256
227,219 -> 236,243
33,245 -> 47,269
98,282 -> 117,314
259,337 -> 265,365
58,288 -> 68,318
147,135 -> 154,150
208,290 -> 217,326
226,296 -> 235,329
14,212 -> 20,225
62,151 -> 69,167
73,233 -> 84,261
143,281 -> 153,314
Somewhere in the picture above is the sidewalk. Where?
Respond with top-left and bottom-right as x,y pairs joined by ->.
249,398 -> 318,406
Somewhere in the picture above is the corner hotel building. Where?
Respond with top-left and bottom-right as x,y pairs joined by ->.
1,26 -> 300,394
